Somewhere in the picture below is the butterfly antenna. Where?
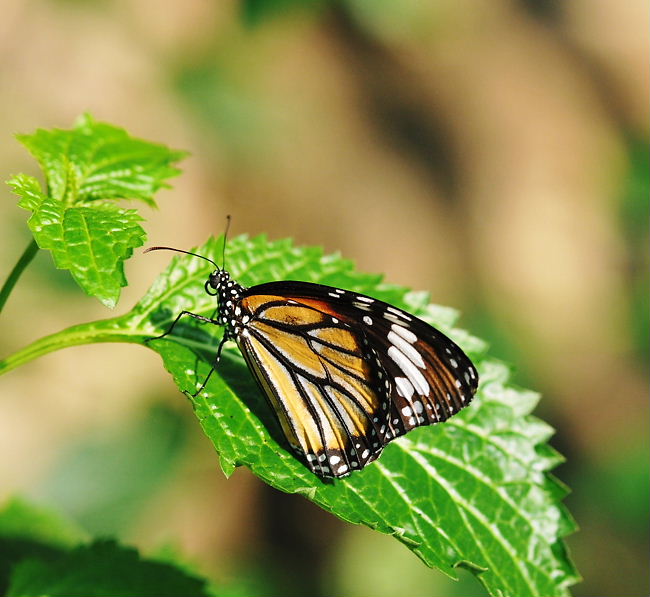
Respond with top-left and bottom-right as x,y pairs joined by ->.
222,214 -> 231,270
144,246 -> 219,269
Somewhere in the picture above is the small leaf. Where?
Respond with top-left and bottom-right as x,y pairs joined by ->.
123,234 -> 579,597
16,114 -> 186,206
9,115 -> 186,307
6,539 -> 210,597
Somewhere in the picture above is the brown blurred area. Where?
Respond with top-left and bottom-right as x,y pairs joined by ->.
0,0 -> 647,595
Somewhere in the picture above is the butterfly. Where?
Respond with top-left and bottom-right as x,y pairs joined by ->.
145,243 -> 479,479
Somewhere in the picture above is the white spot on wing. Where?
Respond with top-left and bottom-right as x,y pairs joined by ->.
388,330 -> 425,368
353,301 -> 372,311
391,323 -> 417,344
396,377 -> 415,400
383,312 -> 407,325
386,306 -> 411,320
388,346 -> 430,395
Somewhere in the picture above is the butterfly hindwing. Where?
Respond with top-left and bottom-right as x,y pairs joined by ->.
359,305 -> 478,438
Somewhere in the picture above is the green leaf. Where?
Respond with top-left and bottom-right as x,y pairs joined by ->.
15,114 -> 186,206
122,234 -> 579,597
6,540 -> 210,597
0,498 -> 87,595
0,497 -> 86,548
8,115 -> 186,308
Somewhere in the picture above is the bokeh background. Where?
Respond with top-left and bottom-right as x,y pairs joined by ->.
0,1 -> 647,595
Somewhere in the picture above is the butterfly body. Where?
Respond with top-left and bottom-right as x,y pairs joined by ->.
205,271 -> 479,478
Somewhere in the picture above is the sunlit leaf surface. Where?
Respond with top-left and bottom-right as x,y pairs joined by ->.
9,115 -> 185,307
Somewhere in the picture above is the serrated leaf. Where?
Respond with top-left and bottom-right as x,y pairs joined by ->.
119,234 -> 579,597
8,115 -> 186,307
6,539 -> 210,597
16,114 -> 186,206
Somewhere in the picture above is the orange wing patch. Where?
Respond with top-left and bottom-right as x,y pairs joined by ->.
235,299 -> 390,476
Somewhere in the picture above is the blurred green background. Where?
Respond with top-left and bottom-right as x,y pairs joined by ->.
0,0 -> 647,595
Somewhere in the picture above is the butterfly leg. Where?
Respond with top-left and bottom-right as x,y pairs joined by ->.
185,331 -> 229,398
188,306 -> 220,395
146,310 -> 218,342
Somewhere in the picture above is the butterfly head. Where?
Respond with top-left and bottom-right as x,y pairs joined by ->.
206,269 -> 230,296
204,269 -> 246,329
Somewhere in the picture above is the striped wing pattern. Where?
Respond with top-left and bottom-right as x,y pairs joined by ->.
237,294 -> 392,477
236,282 -> 478,478
361,305 -> 478,438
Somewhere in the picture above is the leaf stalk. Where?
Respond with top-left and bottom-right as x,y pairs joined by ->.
0,239 -> 39,314
0,320 -> 141,377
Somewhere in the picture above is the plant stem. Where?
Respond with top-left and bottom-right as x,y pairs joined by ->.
0,239 -> 39,314
0,320 -> 142,377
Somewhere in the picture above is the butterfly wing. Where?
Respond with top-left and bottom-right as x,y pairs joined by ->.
349,299 -> 479,438
236,281 -> 478,478
236,293 -> 392,477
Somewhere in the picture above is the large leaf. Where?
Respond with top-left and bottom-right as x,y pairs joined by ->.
8,115 -> 186,307
119,234 -> 579,597
0,234 -> 578,595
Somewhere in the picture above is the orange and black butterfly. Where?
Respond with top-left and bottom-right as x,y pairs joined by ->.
145,244 -> 479,479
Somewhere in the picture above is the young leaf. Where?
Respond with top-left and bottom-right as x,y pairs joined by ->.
8,115 -> 186,308
121,234 -> 579,597
6,540 -> 210,597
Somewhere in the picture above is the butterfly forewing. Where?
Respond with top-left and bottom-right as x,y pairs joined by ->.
237,294 -> 392,477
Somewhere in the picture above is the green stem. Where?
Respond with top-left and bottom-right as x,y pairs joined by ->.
0,239 -> 39,314
0,319 -> 143,377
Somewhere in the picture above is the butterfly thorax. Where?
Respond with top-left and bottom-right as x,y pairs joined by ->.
207,270 -> 247,335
